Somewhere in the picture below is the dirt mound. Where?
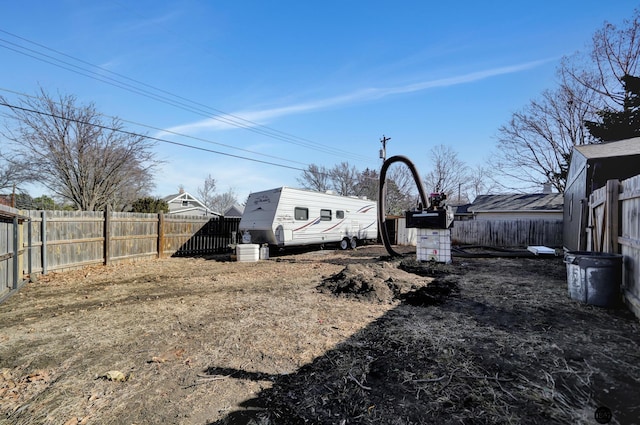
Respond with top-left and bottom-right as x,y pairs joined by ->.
318,260 -> 459,304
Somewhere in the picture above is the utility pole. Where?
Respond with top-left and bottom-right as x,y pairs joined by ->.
379,135 -> 391,161
379,135 -> 390,215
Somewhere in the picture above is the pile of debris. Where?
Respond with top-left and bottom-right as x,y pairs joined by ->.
318,259 -> 459,305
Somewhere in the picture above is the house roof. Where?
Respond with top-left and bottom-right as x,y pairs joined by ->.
162,191 -> 208,208
162,191 -> 221,216
224,203 -> 245,217
162,191 -> 202,203
574,137 -> 640,159
469,193 -> 563,213
453,203 -> 472,215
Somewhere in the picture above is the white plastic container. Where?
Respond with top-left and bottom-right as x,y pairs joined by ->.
236,244 -> 259,262
416,229 -> 451,263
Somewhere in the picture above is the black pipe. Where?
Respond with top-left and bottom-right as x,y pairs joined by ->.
378,155 -> 429,257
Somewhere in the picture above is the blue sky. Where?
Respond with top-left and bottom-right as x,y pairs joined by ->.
1,1 -> 638,203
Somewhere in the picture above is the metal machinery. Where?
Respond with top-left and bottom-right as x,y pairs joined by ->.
378,155 -> 454,262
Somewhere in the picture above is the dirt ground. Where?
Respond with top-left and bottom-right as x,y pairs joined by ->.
1,244 -> 639,425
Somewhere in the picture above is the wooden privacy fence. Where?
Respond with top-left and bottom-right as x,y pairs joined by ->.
450,219 -> 564,248
587,175 -> 640,319
162,214 -> 241,257
0,209 -> 240,302
0,205 -> 28,302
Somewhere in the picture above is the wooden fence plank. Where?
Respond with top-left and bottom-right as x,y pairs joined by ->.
0,219 -> 12,298
0,206 -> 28,302
587,175 -> 640,320
605,180 -> 620,253
619,175 -> 640,320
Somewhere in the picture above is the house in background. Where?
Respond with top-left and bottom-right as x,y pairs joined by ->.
468,193 -> 564,221
162,189 -> 220,217
452,203 -> 473,221
563,137 -> 640,251
447,192 -> 564,248
224,203 -> 245,218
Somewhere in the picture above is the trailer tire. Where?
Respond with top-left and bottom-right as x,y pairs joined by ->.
350,237 -> 358,249
340,238 -> 349,250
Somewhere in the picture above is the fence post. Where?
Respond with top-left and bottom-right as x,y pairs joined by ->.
41,211 -> 47,275
605,179 -> 620,254
104,206 -> 111,265
12,216 -> 19,290
27,214 -> 33,281
158,213 -> 164,259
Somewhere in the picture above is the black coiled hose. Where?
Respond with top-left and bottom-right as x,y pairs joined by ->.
378,155 -> 429,257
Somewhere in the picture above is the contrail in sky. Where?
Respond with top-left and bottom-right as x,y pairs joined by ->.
159,58 -> 552,137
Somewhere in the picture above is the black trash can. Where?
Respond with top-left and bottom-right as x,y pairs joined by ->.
564,251 -> 623,307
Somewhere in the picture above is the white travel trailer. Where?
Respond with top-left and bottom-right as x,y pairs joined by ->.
239,187 -> 378,249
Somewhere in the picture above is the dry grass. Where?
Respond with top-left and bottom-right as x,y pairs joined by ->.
1,246 -> 639,424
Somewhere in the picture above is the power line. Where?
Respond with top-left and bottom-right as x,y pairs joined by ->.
0,100 -> 308,173
0,87 -> 309,168
0,98 -> 381,182
0,28 -> 374,163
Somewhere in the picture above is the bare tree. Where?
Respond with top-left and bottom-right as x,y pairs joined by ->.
384,180 -> 411,215
1,89 -> 159,210
564,9 -> 640,110
330,162 -> 359,196
103,160 -> 158,211
492,75 -> 597,193
209,188 -> 238,215
491,12 -> 640,193
356,168 -> 379,201
196,175 -> 238,214
389,163 -> 419,206
387,164 -> 411,195
0,151 -> 33,193
466,165 -> 500,202
298,160 -> 418,213
297,164 -> 330,192
197,174 -> 217,209
423,145 -> 470,200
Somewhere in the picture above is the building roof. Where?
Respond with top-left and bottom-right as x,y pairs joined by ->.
574,137 -> 640,159
162,191 -> 220,216
224,204 -> 245,217
469,193 -> 563,213
453,203 -> 472,215
162,191 -> 201,203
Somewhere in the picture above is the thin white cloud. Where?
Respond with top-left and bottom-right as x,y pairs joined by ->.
158,59 -> 552,137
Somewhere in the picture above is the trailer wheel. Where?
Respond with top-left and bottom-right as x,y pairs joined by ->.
350,237 -> 358,249
340,238 -> 349,250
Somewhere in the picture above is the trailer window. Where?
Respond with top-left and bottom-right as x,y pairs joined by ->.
320,209 -> 332,221
294,207 -> 308,221
336,210 -> 344,219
